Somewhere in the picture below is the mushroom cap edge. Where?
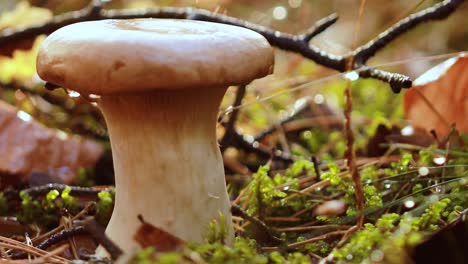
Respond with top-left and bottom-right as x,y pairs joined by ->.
36,19 -> 274,95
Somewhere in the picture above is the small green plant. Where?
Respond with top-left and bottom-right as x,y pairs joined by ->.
95,189 -> 115,225
247,165 -> 287,215
206,213 -> 229,244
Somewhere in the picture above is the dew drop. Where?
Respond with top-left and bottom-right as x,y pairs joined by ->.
225,105 -> 234,114
401,125 -> 414,136
244,135 -> 254,143
314,94 -> 325,104
404,199 -> 415,209
56,130 -> 68,140
344,71 -> 359,81
68,90 -> 80,98
303,130 -> 312,139
17,110 -> 32,122
272,6 -> 288,20
293,97 -> 308,111
288,0 -> 302,8
433,156 -> 446,165
418,167 -> 429,176
370,250 -> 384,262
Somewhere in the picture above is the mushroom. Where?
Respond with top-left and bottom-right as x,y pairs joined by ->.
36,19 -> 274,252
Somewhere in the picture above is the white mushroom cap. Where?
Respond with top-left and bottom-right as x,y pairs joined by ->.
37,19 -> 274,95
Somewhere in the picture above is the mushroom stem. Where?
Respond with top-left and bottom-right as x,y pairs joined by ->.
99,87 -> 233,252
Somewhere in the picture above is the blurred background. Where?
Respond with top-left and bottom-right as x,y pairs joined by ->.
0,0 -> 466,181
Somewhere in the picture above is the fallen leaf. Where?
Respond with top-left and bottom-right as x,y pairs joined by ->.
0,100 -> 103,186
404,54 -> 468,137
134,215 -> 185,252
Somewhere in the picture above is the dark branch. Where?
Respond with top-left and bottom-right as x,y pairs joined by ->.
358,66 -> 413,93
21,183 -> 109,198
352,0 -> 465,65
301,13 -> 339,42
83,217 -> 123,260
0,0 -> 463,92
189,11 -> 346,72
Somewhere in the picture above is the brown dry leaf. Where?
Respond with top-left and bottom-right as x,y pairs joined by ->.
134,215 -> 185,252
404,54 -> 468,137
0,100 -> 103,185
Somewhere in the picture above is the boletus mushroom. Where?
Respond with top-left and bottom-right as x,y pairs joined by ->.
36,19 -> 274,252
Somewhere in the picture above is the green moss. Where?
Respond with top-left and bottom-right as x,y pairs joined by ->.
332,198 -> 460,263
246,165 -> 287,215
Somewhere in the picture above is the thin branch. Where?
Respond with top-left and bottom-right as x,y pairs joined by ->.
301,13 -> 339,42
311,156 -> 321,179
254,98 -> 311,142
262,230 -> 348,251
343,0 -> 367,229
220,85 -> 247,151
231,205 -> 283,246
352,0 -> 465,65
230,129 -> 294,163
10,227 -> 87,259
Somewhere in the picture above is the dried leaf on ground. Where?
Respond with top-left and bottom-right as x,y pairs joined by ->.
134,215 -> 185,252
0,100 -> 103,185
404,55 -> 468,137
